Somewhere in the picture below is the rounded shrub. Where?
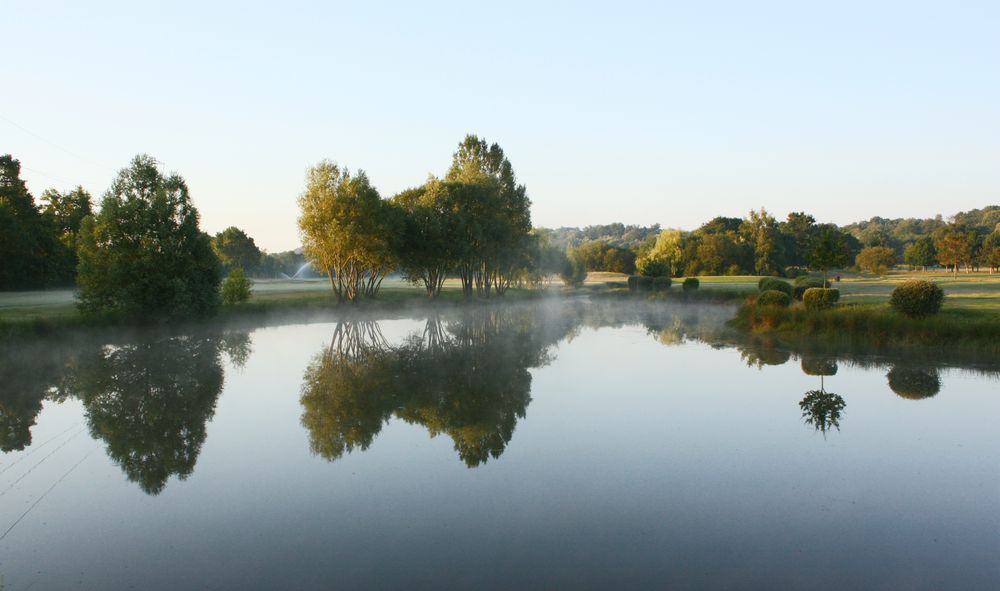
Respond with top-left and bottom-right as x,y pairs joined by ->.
758,277 -> 793,297
889,280 -> 944,318
756,289 -> 791,308
794,275 -> 829,287
784,266 -> 807,279
682,277 -> 700,291
802,288 -> 840,311
221,267 -> 252,305
793,277 -> 828,301
628,275 -> 654,292
653,276 -> 672,291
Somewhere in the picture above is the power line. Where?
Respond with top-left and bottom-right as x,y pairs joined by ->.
0,112 -> 105,167
20,165 -> 75,186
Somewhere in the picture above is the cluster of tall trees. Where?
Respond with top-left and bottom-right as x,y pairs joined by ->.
613,211 -> 860,278
2,152 -> 284,318
0,155 -> 93,289
299,135 -> 540,301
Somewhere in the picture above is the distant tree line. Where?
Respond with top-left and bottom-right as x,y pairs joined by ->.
539,206 -> 1000,278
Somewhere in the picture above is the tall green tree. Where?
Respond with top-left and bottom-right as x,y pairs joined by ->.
779,211 -> 816,266
444,134 -> 532,297
40,186 -> 92,238
40,186 -> 93,283
741,208 -> 782,275
805,224 -> 851,283
982,232 -> 1000,273
392,180 -> 459,298
933,224 -> 973,276
856,246 -> 897,275
211,226 -> 262,275
297,161 -> 400,302
0,155 -> 66,289
903,236 -> 937,270
76,154 -> 221,319
638,229 -> 683,276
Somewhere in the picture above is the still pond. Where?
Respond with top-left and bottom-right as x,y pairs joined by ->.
1,300 -> 997,589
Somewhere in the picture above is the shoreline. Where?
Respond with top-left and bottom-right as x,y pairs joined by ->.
3,282 -> 999,360
731,301 -> 1000,353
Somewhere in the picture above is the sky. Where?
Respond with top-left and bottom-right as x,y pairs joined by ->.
4,0 -> 999,251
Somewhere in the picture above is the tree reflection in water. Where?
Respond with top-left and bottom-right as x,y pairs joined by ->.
887,366 -> 941,400
0,342 -> 79,452
798,357 -> 846,436
2,300 -> 990,491
300,307 -> 569,467
15,331 -> 252,495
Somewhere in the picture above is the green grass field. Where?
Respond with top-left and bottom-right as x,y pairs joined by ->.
2,270 -> 998,331
691,271 -> 1000,312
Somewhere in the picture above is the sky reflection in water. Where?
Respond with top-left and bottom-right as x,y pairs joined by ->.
1,300 -> 997,590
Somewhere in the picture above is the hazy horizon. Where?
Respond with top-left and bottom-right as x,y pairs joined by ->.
5,1 -> 998,251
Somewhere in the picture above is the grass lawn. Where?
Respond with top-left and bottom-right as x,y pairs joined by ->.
675,271 -> 1000,312
2,270 -> 997,334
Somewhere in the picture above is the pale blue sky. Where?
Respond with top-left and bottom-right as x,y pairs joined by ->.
4,0 -> 998,251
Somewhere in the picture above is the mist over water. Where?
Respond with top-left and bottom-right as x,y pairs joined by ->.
1,299 -> 998,589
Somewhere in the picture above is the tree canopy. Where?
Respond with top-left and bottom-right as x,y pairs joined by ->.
76,154 -> 221,320
212,226 -> 262,275
805,224 -> 851,282
297,161 -> 400,302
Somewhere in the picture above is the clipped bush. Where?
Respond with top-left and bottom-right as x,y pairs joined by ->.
628,275 -> 654,292
653,276 -> 672,291
221,267 -> 252,305
682,277 -> 700,291
794,275 -> 828,286
758,277 -> 793,297
756,289 -> 791,308
802,288 -> 840,311
793,277 -> 828,301
605,281 -> 627,289
889,280 -> 944,318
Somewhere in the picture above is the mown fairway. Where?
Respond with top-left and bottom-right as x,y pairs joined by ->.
3,271 -> 999,326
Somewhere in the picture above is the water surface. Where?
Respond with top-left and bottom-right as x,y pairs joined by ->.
1,300 -> 997,589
